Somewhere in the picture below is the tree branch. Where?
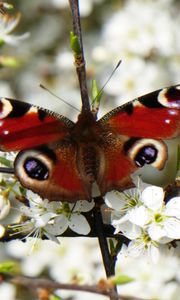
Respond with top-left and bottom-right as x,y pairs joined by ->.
68,0 -> 91,112
0,272 -> 152,300
93,199 -> 119,300
0,167 -> 14,174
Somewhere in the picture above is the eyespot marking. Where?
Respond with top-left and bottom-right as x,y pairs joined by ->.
24,157 -> 49,180
135,145 -> 157,167
126,138 -> 167,170
158,86 -> 180,108
14,148 -> 55,188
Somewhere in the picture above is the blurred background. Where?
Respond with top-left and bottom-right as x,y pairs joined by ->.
0,0 -> 179,299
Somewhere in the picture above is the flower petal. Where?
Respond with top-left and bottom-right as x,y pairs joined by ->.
0,196 -> 10,219
165,197 -> 180,219
45,215 -> 68,235
126,240 -> 144,257
4,32 -> 30,45
163,218 -> 180,239
44,231 -> 60,244
131,174 -> 150,191
72,200 -> 94,212
105,191 -> 126,210
148,223 -> 166,241
35,213 -> 53,228
149,244 -> 160,264
113,220 -> 142,239
26,190 -> 43,206
0,224 -> 5,237
141,186 -> 164,211
69,214 -> 90,235
127,205 -> 151,226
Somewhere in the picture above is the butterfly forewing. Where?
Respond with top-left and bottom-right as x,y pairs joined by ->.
99,85 -> 180,139
0,97 -> 74,151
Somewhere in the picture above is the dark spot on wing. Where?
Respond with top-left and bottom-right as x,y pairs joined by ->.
6,99 -> 31,118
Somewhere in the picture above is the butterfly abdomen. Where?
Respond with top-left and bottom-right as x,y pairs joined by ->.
82,146 -> 99,182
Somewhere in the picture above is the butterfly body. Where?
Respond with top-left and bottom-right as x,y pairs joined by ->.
0,85 -> 179,202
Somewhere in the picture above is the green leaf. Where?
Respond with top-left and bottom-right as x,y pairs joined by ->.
91,79 -> 102,112
70,32 -> 81,57
0,56 -> 20,68
50,295 -> 62,300
0,261 -> 19,274
111,274 -> 134,285
0,39 -> 5,47
0,157 -> 13,168
3,3 -> 14,10
19,185 -> 27,196
91,79 -> 99,100
109,239 -> 116,255
177,145 -> 180,172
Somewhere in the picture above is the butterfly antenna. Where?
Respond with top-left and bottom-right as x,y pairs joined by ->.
93,59 -> 122,102
40,84 -> 80,112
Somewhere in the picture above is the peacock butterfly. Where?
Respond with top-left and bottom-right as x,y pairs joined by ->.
0,85 -> 179,202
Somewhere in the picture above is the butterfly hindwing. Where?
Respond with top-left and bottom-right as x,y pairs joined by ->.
14,144 -> 92,202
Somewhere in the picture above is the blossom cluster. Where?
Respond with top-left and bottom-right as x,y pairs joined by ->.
18,190 -> 94,241
105,176 -> 180,263
0,151 -> 95,242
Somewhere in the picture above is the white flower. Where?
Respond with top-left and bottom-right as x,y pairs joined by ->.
126,235 -> 160,264
115,241 -> 180,299
106,175 -> 180,263
0,283 -> 16,300
0,194 -> 10,219
102,0 -> 179,57
0,224 -> 5,237
15,191 -> 94,243
141,187 -> 180,241
106,178 -> 180,242
105,176 -> 150,227
113,221 -> 160,263
0,12 -> 29,46
45,200 -> 94,236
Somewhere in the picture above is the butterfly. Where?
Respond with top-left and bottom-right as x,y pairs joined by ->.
0,85 -> 179,202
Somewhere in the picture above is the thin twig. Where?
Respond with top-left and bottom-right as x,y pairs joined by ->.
0,273 -> 152,300
93,199 -> 119,300
68,0 -> 91,112
93,204 -> 115,277
0,167 -> 14,174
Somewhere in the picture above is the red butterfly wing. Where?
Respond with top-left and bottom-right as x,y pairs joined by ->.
0,98 -> 91,201
99,85 -> 180,139
97,85 -> 180,195
97,137 -> 137,194
15,146 -> 91,202
0,97 -> 74,151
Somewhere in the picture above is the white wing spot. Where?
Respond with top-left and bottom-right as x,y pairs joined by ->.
0,98 -> 13,119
